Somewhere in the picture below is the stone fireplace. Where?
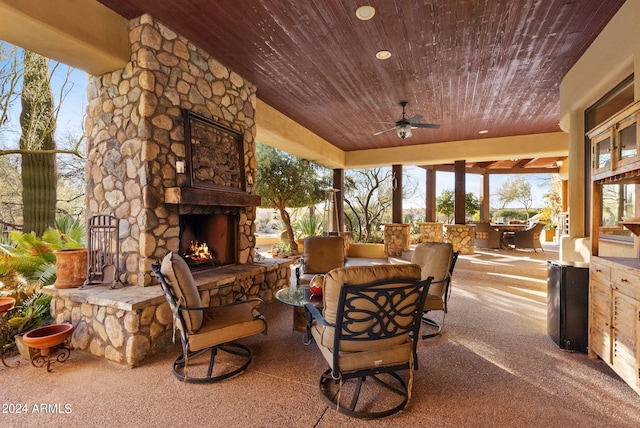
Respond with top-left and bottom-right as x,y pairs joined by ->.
43,14 -> 294,367
83,14 -> 262,287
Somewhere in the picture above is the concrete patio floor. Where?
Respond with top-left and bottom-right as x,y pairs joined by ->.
2,242 -> 640,427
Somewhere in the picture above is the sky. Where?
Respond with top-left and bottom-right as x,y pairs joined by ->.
403,165 -> 551,209
1,44 -> 550,210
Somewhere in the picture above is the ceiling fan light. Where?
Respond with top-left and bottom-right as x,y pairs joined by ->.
397,124 -> 412,139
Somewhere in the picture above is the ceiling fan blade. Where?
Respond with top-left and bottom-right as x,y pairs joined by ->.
373,126 -> 396,136
407,114 -> 423,123
412,123 -> 440,129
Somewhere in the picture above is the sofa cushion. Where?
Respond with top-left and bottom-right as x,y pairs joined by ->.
161,252 -> 203,334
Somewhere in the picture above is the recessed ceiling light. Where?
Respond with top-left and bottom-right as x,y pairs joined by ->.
376,50 -> 391,60
479,129 -> 489,134
355,6 -> 376,21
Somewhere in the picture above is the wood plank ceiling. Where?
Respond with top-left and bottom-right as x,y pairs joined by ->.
98,0 -> 625,161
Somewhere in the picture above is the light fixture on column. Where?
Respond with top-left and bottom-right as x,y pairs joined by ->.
175,160 -> 186,174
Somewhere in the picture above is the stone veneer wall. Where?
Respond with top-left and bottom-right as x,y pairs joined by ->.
383,224 -> 411,257
84,14 -> 258,287
445,224 -> 475,255
416,222 -> 444,243
48,260 -> 293,367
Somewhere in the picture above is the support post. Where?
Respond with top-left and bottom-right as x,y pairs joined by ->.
333,169 -> 344,232
480,173 -> 490,222
454,160 -> 466,225
425,167 -> 436,222
392,164 -> 403,224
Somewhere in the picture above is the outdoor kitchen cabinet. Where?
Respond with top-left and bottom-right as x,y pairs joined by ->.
589,257 -> 640,394
590,101 -> 640,182
588,100 -> 640,396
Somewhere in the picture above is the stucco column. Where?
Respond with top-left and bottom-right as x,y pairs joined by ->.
567,109 -> 586,238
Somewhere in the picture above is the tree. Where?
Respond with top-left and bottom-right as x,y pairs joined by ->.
344,168 -> 392,242
0,43 -> 86,233
19,51 -> 57,236
495,176 -> 533,218
254,143 -> 329,252
0,43 -> 21,128
436,189 -> 480,223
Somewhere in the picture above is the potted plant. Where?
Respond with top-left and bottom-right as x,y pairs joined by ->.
295,215 -> 323,252
544,223 -> 557,242
1,291 -> 53,360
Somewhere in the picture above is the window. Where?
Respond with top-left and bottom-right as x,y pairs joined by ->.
600,183 -> 635,241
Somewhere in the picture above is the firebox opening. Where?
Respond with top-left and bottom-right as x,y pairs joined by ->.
179,214 -> 238,269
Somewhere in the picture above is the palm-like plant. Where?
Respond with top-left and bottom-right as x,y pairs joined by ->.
295,215 -> 323,238
0,215 -> 84,286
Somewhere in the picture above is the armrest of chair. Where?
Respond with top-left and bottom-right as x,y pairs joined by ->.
303,301 -> 333,345
304,302 -> 332,326
178,297 -> 265,318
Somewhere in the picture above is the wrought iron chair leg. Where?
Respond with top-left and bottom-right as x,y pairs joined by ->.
319,369 -> 410,419
421,311 -> 444,339
206,347 -> 218,378
349,377 -> 365,410
172,343 -> 253,383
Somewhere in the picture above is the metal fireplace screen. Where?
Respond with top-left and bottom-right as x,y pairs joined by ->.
83,215 -> 124,288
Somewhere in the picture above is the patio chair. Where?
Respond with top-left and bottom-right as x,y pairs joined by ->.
409,242 -> 459,338
473,222 -> 502,249
504,222 -> 545,252
295,235 -> 346,286
304,264 -> 432,419
150,252 -> 267,383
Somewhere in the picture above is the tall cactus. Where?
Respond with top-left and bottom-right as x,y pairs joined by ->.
19,51 -> 56,236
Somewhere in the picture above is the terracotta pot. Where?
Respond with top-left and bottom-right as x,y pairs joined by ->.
22,323 -> 74,352
0,297 -> 16,313
53,248 -> 88,288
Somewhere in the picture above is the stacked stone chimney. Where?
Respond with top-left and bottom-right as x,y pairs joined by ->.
84,14 -> 258,287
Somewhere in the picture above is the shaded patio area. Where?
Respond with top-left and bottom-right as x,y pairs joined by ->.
2,244 -> 640,427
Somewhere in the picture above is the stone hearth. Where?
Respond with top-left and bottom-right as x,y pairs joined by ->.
45,258 -> 293,367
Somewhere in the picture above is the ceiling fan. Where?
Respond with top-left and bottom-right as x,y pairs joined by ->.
373,101 -> 440,139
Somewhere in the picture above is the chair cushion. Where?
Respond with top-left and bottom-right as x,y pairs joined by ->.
411,242 -> 453,282
161,252 -> 203,334
317,264 -> 422,352
423,293 -> 445,311
302,236 -> 345,274
188,303 -> 266,352
311,322 -> 413,372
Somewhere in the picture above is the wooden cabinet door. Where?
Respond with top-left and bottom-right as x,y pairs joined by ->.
590,277 -> 612,363
612,292 -> 640,391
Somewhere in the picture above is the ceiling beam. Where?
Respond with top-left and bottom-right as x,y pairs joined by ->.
0,0 -> 129,75
425,165 -> 560,175
344,132 -> 568,169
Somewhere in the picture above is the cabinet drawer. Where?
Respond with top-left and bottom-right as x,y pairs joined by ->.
612,267 -> 640,301
591,261 -> 611,284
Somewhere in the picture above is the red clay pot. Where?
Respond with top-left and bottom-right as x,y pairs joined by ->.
0,297 -> 16,313
22,323 -> 74,351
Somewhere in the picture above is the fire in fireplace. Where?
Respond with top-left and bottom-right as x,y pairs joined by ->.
179,214 -> 238,269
